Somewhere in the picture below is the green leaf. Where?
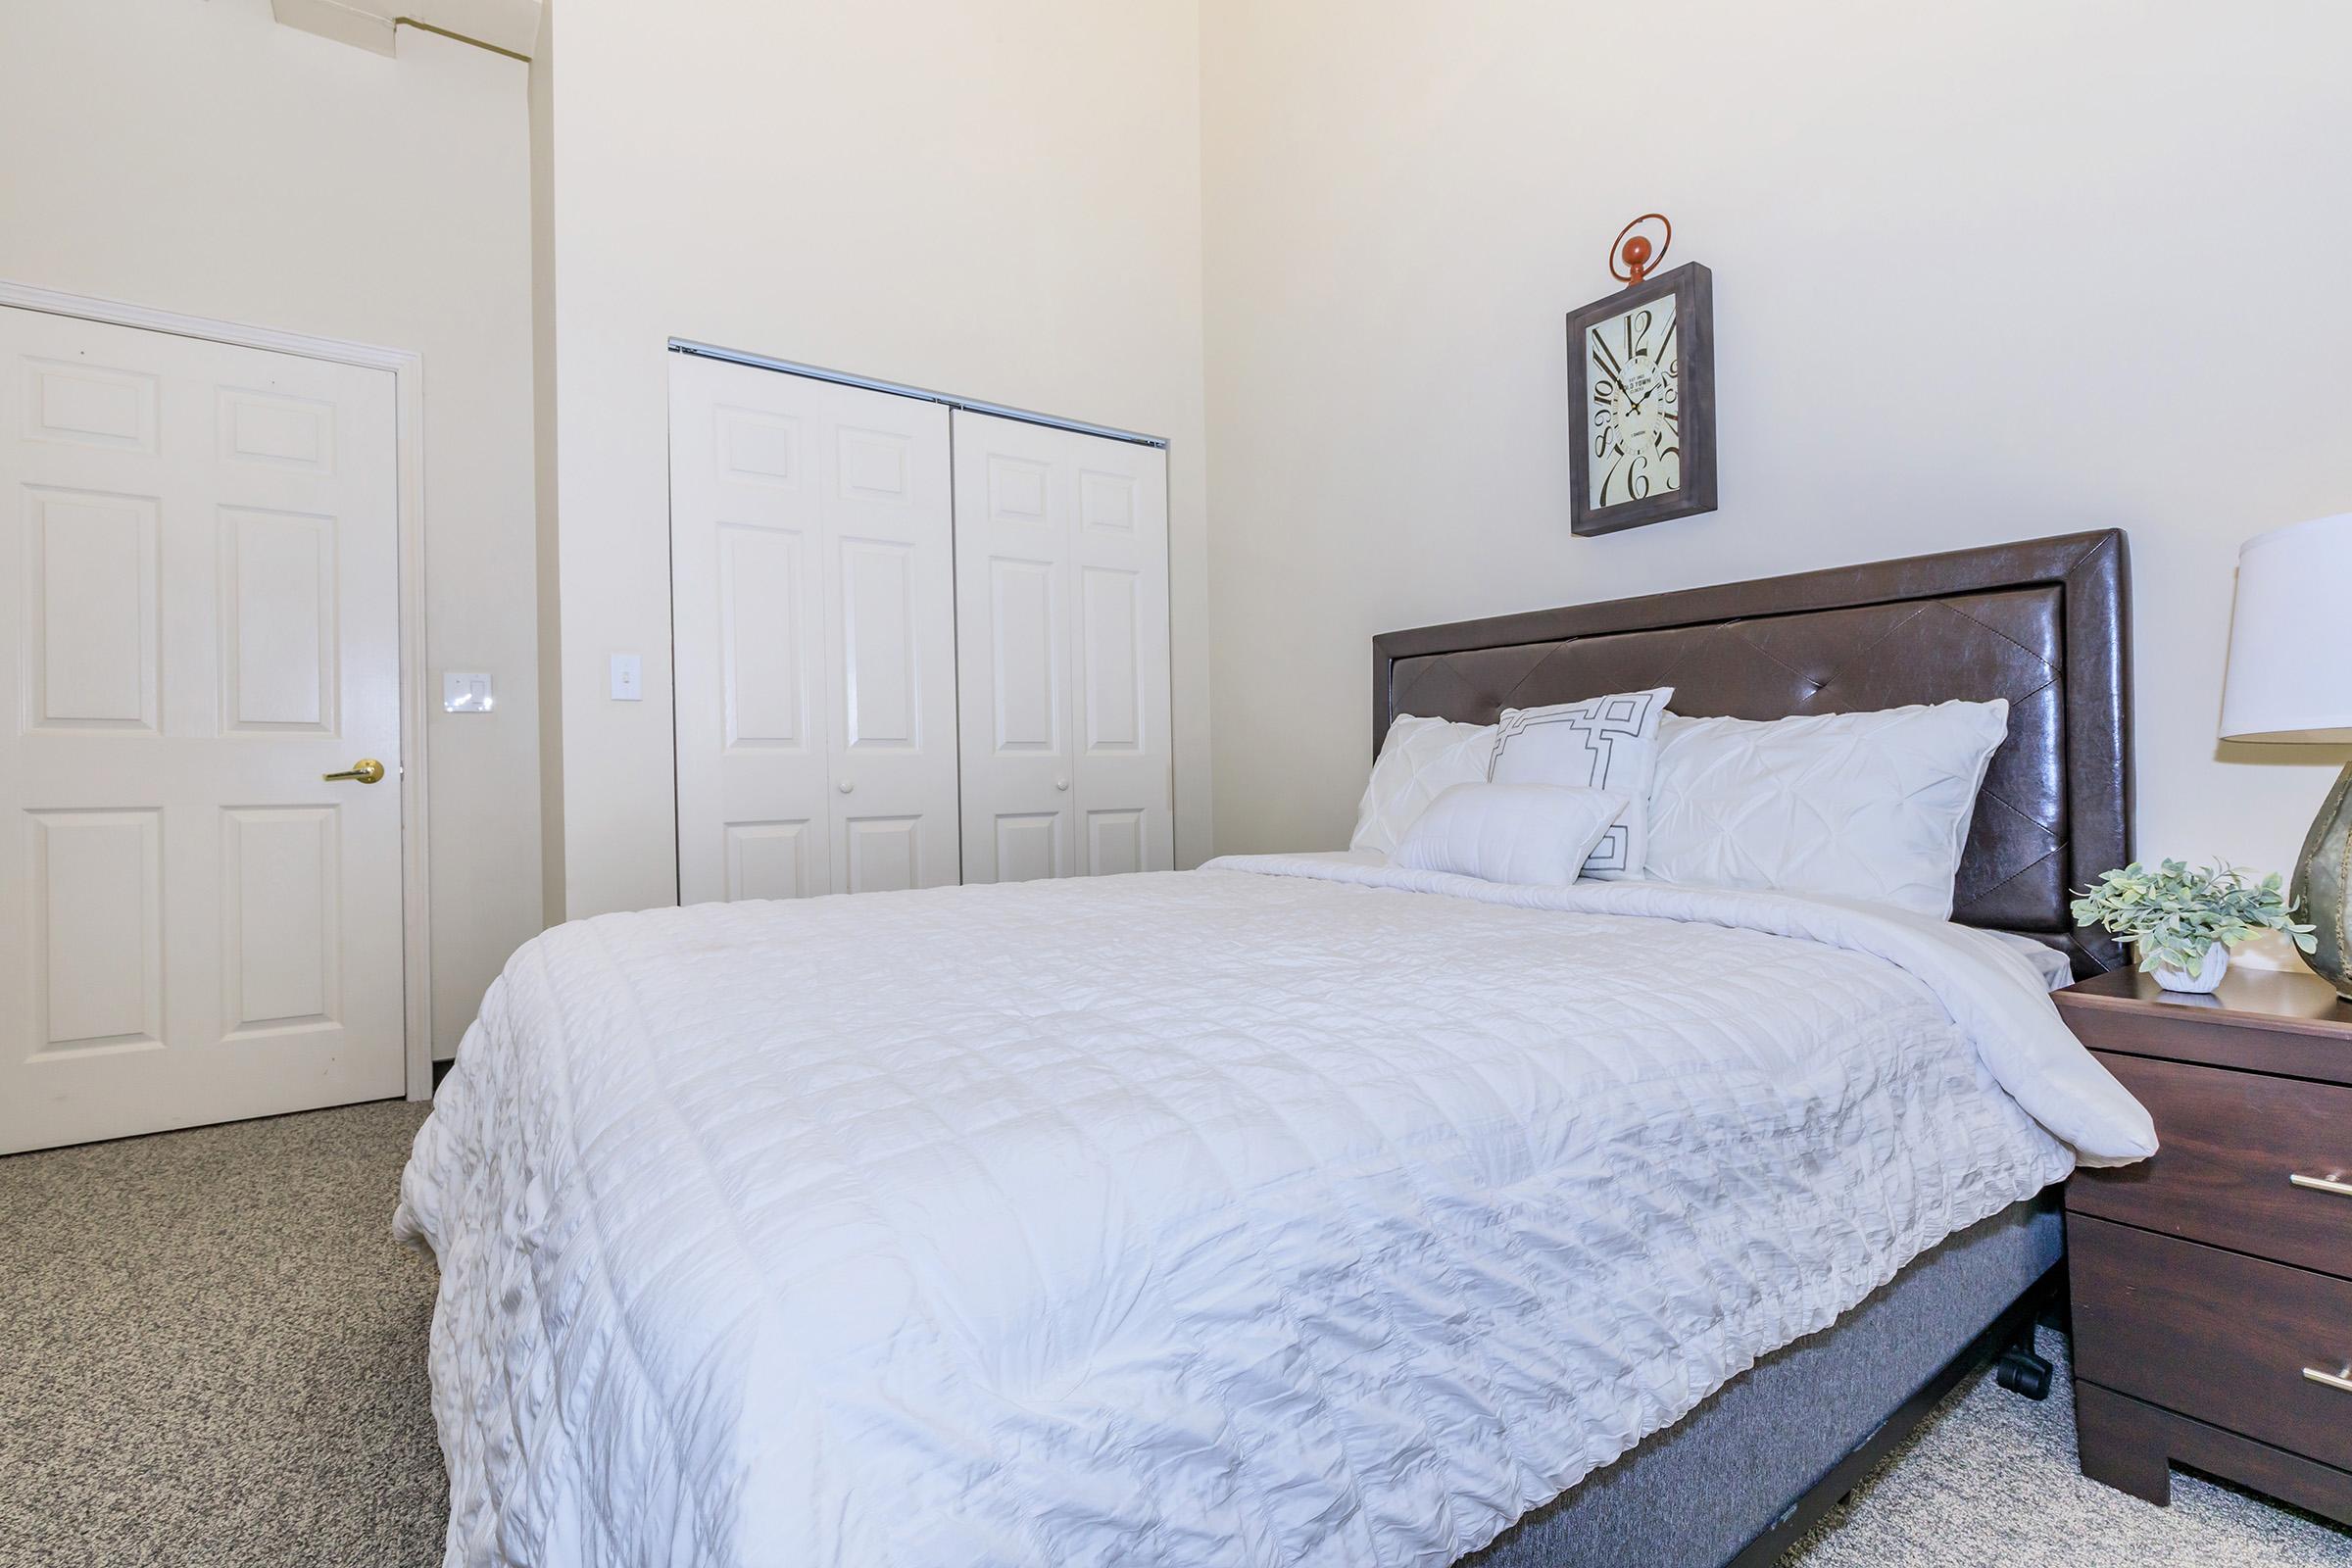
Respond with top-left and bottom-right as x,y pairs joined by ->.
2071,858 -> 2308,949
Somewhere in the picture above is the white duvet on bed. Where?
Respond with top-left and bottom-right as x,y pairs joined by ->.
396,858 -> 2152,1568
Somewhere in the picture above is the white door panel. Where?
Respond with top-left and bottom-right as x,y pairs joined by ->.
954,419 -> 1073,880
987,556 -> 1066,752
723,819 -> 812,901
954,412 -> 1171,882
1068,438 -> 1173,877
1085,808 -> 1149,877
673,366 -> 832,905
992,810 -> 1068,883
670,357 -> 957,904
0,307 -> 404,1153
818,397 -> 956,895
840,813 -> 921,894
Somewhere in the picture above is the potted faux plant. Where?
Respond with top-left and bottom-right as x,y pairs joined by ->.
2071,859 -> 2318,993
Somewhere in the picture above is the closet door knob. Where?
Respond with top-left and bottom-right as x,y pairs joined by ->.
1054,777 -> 1069,792
837,779 -> 856,794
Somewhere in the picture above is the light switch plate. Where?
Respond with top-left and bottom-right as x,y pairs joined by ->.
611,653 -> 643,702
442,671 -> 494,713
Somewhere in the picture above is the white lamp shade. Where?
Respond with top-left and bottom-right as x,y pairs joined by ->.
2220,513 -> 2352,742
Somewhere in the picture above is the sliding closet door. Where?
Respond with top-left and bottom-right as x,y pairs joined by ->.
813,385 -> 961,896
670,357 -> 958,904
953,411 -> 1172,882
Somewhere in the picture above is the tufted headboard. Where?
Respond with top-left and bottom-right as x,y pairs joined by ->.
1373,531 -> 2133,976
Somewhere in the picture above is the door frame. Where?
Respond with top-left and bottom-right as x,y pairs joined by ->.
0,279 -> 436,1103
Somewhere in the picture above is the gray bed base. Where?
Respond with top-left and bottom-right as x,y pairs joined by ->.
1459,1195 -> 2064,1568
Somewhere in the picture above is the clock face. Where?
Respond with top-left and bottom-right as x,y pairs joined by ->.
1587,296 -> 1681,509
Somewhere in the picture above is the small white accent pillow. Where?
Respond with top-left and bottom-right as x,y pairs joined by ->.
1394,783 -> 1630,886
1643,699 -> 2010,917
1487,687 -> 1674,879
1350,714 -> 1497,858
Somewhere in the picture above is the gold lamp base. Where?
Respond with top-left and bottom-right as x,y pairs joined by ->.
2293,761 -> 2352,1001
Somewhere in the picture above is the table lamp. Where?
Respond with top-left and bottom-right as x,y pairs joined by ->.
2219,513 -> 2352,997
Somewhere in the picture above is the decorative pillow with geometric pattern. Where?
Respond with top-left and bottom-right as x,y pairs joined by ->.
1643,699 -> 2010,917
1487,687 -> 1675,878
1350,714 -> 1500,858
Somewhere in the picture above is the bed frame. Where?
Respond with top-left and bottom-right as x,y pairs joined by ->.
1375,529 -> 2133,976
1381,531 -> 2136,1566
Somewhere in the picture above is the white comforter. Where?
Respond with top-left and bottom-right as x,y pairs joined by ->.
396,858 -> 2153,1568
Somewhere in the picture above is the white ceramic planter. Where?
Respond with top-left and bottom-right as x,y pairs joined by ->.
2149,944 -> 2230,994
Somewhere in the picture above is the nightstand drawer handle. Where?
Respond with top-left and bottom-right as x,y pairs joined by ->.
2303,1366 -> 2352,1395
2289,1172 -> 2352,1199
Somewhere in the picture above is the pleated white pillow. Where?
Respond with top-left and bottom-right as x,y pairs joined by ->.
1351,714 -> 1498,858
1643,699 -> 2010,917
1394,783 -> 1630,887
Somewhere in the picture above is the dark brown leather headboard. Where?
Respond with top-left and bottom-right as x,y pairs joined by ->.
1373,530 -> 2133,976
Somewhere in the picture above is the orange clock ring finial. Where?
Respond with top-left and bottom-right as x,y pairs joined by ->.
1609,214 -> 1672,287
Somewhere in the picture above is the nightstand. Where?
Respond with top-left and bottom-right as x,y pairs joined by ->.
2055,966 -> 2352,1525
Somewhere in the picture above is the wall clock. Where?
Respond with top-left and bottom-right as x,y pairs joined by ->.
1566,218 -> 1716,536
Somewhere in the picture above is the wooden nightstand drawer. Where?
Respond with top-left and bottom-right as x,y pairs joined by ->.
2071,1213 -> 2352,1471
2070,1052 -> 2352,1278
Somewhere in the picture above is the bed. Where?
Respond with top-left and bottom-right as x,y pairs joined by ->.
398,530 -> 2153,1568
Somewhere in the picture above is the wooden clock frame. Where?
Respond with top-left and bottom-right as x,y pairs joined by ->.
1566,260 -> 1717,536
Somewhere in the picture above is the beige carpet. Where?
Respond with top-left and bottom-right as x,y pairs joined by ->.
1783,1326 -> 2350,1567
1,1100 -> 2345,1567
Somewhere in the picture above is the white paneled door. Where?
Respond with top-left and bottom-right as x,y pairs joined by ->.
953,411 -> 1172,883
0,307 -> 406,1153
670,355 -> 960,904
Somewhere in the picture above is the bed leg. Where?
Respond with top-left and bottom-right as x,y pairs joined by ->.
1993,1316 -> 2053,1400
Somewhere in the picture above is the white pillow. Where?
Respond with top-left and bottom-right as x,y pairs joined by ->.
1350,714 -> 1497,858
1643,699 -> 2010,917
1486,686 -> 1674,879
1983,929 -> 2077,991
1394,783 -> 1629,886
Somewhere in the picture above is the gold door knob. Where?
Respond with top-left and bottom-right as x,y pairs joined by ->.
322,759 -> 386,784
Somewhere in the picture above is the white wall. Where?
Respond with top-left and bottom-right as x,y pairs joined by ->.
529,0 -> 565,928
537,0 -> 1212,917
1200,0 -> 2352,891
1,0 -> 541,1055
